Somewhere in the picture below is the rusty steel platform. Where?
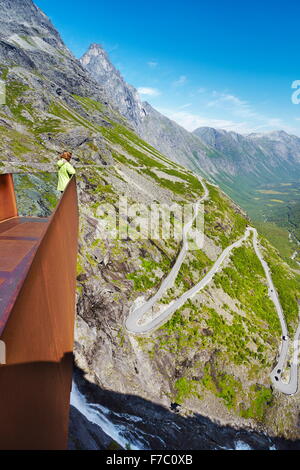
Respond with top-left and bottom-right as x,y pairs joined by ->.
0,216 -> 49,335
0,175 -> 79,450
0,174 -> 18,222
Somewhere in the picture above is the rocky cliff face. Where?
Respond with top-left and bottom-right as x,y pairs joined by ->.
0,0 -> 119,172
1,0 -> 300,450
193,127 -> 300,263
81,44 -> 147,129
80,44 -> 214,176
194,127 -> 300,180
248,130 -> 300,164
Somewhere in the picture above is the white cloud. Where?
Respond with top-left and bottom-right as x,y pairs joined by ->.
137,87 -> 161,97
201,91 -> 300,134
157,107 -> 249,132
107,43 -> 119,52
156,107 -> 300,135
178,103 -> 192,109
207,92 -> 255,118
206,92 -> 282,125
173,75 -> 187,87
139,84 -> 300,136
147,61 -> 158,68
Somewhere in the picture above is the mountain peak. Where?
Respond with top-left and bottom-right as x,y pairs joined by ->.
0,0 -> 62,43
89,43 -> 103,50
87,43 -> 106,55
81,44 -> 147,126
268,130 -> 293,140
81,43 -> 107,66
248,129 -> 298,141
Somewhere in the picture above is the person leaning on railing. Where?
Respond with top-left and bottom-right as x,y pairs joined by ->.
57,151 -> 76,193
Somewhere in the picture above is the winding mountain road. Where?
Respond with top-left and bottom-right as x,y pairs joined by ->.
125,179 -> 300,395
252,230 -> 300,395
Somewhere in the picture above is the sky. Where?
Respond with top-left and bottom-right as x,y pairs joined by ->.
36,0 -> 300,136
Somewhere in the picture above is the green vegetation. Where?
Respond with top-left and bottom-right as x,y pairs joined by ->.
49,101 -> 97,131
217,174 -> 300,264
260,238 -> 300,332
202,364 -> 242,409
157,293 -> 274,367
255,221 -> 300,267
0,66 -> 9,80
2,60 -> 294,433
1,79 -> 60,159
13,173 -> 59,216
175,377 -> 198,403
5,80 -> 32,124
33,117 -> 63,135
202,363 -> 273,420
142,167 -> 204,200
240,386 -> 273,420
101,125 -> 167,169
10,138 -> 31,156
73,94 -> 105,114
204,184 -> 248,248
126,256 -> 171,292
141,235 -> 280,421
159,249 -> 213,301
214,243 -> 281,335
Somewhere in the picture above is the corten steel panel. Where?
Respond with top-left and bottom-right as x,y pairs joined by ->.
0,239 -> 36,271
0,177 -> 79,450
0,354 -> 73,450
0,217 -> 48,236
2,221 -> 48,238
0,174 -> 18,222
0,219 -> 50,336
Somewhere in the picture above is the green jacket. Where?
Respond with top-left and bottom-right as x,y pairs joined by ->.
57,159 -> 76,192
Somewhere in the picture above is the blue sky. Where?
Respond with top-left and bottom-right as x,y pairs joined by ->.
36,0 -> 300,135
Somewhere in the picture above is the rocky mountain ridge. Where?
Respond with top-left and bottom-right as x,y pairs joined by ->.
80,43 -> 216,176
194,126 -> 300,177
81,43 -> 147,129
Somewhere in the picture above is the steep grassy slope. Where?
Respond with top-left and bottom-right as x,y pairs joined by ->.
72,121 -> 300,438
205,170 -> 300,267
0,0 -> 300,443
